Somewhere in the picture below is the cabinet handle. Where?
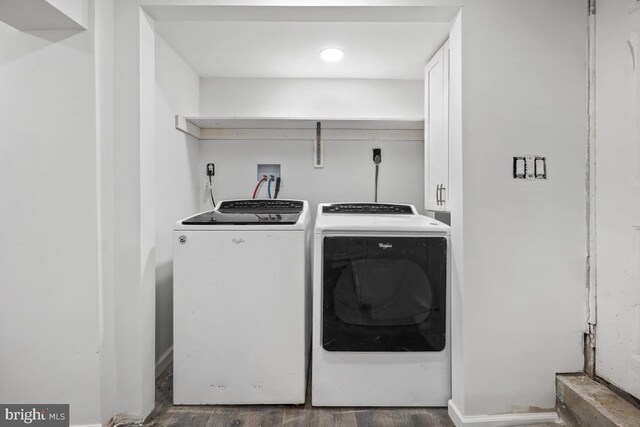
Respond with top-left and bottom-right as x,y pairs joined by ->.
441,185 -> 446,205
436,184 -> 442,205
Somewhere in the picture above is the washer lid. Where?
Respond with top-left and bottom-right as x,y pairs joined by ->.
182,210 -> 300,225
186,199 -> 303,224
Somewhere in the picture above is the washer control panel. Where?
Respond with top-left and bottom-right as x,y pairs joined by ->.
218,199 -> 303,213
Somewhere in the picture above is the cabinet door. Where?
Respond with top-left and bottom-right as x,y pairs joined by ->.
424,42 -> 449,211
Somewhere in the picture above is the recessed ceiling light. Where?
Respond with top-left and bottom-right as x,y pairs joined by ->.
320,48 -> 344,62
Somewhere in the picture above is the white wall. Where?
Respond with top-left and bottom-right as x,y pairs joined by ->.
112,5 -> 157,419
154,34 -> 200,372
0,20 -> 101,426
94,0 -> 117,424
447,9 -> 465,419
199,139 -> 424,214
200,77 -> 423,119
139,11 -> 157,420
47,0 -> 89,28
452,0 -> 587,418
198,77 -> 424,213
592,0 -> 640,400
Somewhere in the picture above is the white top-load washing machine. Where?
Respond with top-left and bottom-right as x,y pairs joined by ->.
312,203 -> 450,407
173,199 -> 311,405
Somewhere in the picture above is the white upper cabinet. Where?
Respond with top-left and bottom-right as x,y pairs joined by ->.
424,40 -> 450,211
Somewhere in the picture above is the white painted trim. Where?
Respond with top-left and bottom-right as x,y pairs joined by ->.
156,345 -> 173,378
201,127 -> 314,140
586,0 -> 597,328
184,116 -> 424,130
143,402 -> 155,422
175,115 -> 423,141
108,407 -> 153,427
199,127 -> 423,141
448,400 -> 558,427
175,115 -> 201,139
109,415 -> 144,426
104,379 -> 154,426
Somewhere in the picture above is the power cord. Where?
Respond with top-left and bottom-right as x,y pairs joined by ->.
267,175 -> 275,199
373,148 -> 381,202
208,175 -> 216,208
374,164 -> 379,202
274,177 -> 281,199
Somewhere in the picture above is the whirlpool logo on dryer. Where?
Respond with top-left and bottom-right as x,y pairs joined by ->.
378,243 -> 393,249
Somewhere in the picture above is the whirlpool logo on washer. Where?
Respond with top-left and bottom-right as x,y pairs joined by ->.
378,243 -> 393,249
178,235 -> 187,245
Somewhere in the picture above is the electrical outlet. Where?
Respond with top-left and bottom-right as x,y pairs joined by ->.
373,148 -> 382,164
206,163 -> 215,177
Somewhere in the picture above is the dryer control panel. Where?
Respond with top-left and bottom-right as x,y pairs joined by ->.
323,203 -> 414,215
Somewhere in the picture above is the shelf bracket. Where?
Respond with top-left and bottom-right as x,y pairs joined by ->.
314,121 -> 324,168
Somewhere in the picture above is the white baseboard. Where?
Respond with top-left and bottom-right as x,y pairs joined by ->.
448,400 -> 558,427
105,402 -> 155,427
156,345 -> 173,378
108,416 -> 143,427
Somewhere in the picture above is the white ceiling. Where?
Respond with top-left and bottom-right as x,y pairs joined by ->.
153,7 -> 454,80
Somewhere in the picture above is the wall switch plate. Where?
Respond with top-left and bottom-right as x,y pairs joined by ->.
513,155 -> 547,180
534,157 -> 547,179
513,157 -> 526,178
257,164 -> 281,182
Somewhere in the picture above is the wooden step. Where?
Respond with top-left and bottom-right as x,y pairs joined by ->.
556,374 -> 640,427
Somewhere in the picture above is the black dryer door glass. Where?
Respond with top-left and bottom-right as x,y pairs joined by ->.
322,236 -> 447,352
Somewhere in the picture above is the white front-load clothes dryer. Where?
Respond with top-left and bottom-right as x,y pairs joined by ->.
173,199 -> 311,405
312,203 -> 451,407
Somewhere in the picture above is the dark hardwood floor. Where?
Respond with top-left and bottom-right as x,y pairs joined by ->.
139,367 -> 455,426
